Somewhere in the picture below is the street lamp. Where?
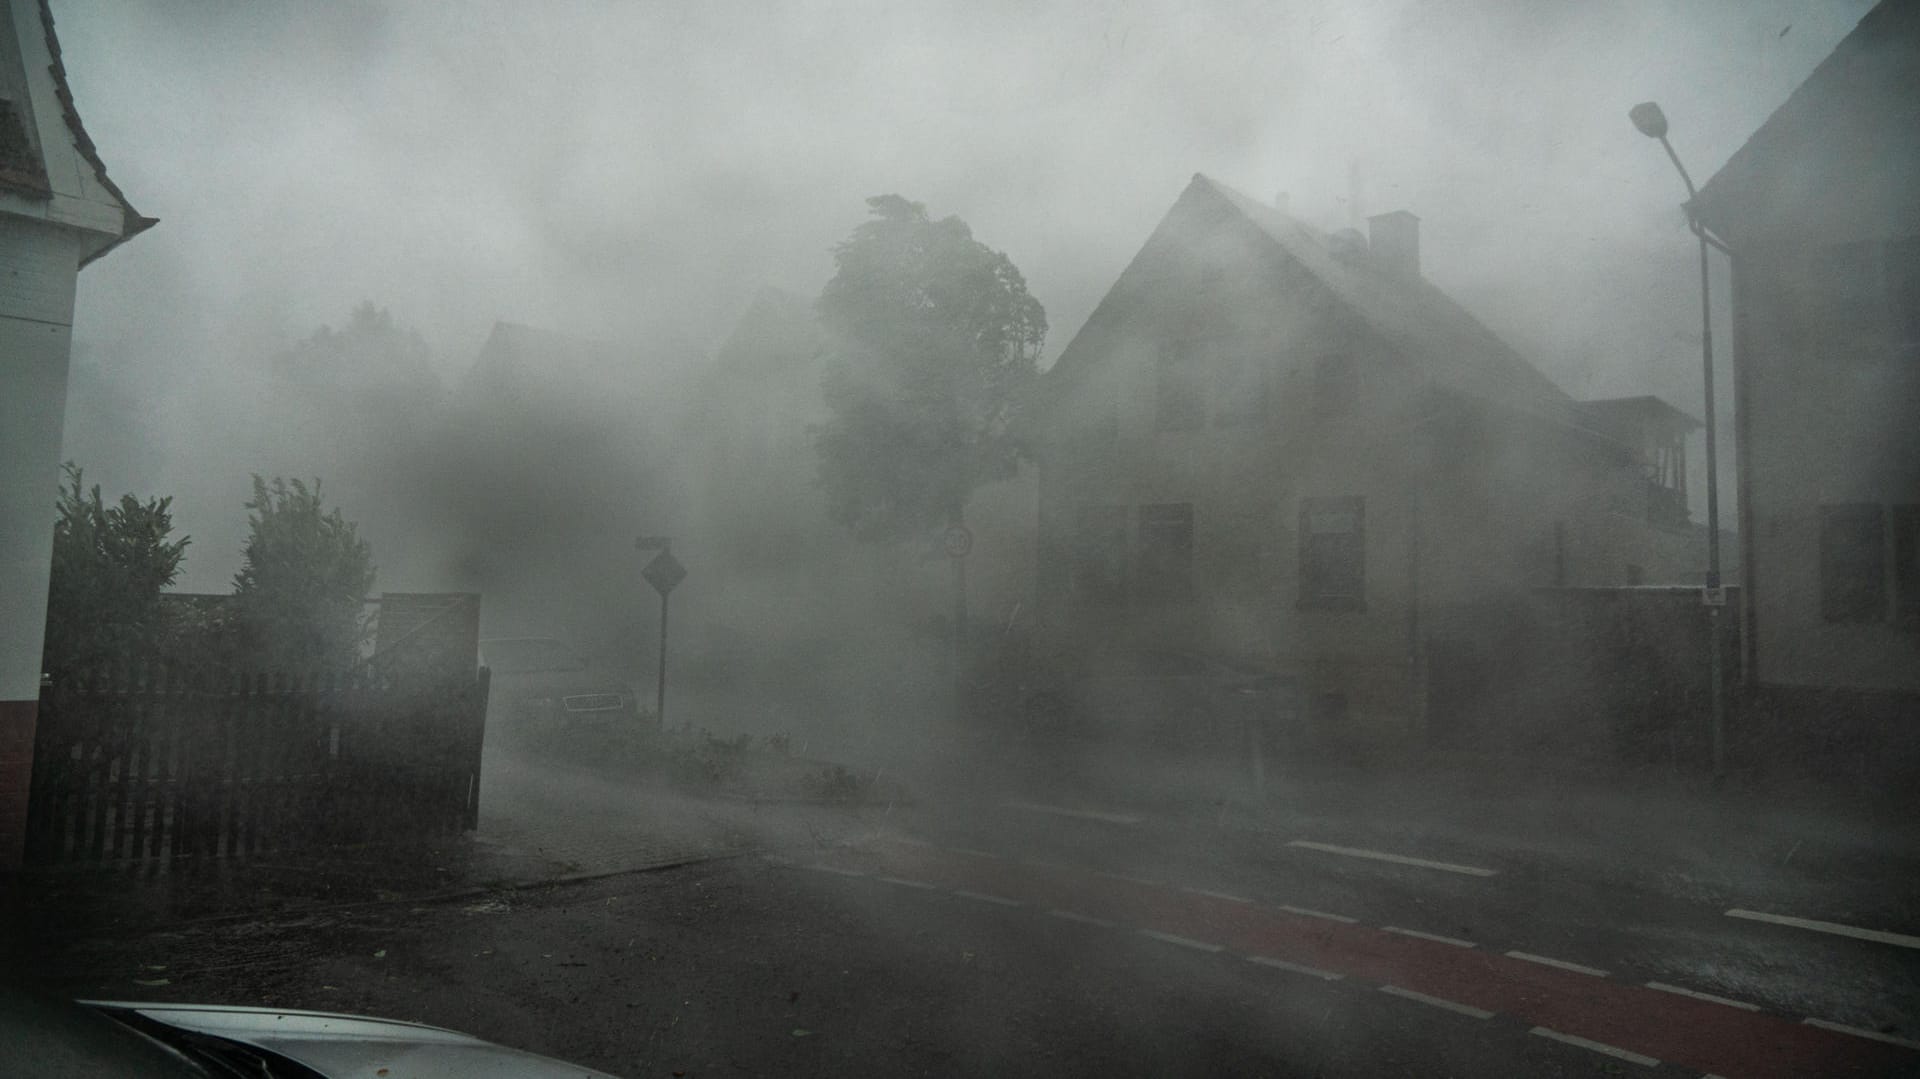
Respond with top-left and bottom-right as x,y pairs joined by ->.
1631,100 -> 1730,778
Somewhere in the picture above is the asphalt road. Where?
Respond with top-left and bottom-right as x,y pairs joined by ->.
19,856 -> 1842,1079
15,747 -> 1920,1077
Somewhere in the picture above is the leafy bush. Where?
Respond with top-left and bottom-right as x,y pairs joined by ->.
232,475 -> 376,673
42,463 -> 189,679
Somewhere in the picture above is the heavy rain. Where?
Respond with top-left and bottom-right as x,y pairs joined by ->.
2,1 -> 1916,1076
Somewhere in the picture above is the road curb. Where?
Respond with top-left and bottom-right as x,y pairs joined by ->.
22,847 -> 763,938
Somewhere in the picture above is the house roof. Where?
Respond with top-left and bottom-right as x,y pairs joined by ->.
1,0 -> 156,263
1575,395 -> 1702,435
1046,173 -> 1591,434
709,286 -> 821,377
1693,0 -> 1920,242
1199,175 -> 1579,419
462,319 -> 703,417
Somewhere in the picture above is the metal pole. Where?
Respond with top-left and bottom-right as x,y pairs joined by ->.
952,552 -> 968,712
1653,128 -> 1728,781
657,590 -> 670,732
1697,224 -> 1727,779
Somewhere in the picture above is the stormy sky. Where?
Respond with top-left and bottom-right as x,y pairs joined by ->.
51,0 -> 1871,591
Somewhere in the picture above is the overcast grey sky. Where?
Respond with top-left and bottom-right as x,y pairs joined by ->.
50,0 -> 1873,588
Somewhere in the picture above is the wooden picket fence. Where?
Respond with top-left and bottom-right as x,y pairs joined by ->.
23,664 -> 489,868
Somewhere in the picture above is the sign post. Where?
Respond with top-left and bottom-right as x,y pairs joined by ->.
944,524 -> 973,712
637,537 -> 685,731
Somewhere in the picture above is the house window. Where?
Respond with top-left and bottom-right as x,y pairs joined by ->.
1313,354 -> 1356,417
1820,503 -> 1885,623
1071,383 -> 1118,449
1156,345 -> 1203,431
1300,497 -> 1365,609
1213,352 -> 1268,426
0,99 -> 29,165
1137,503 -> 1194,603
1895,505 -> 1919,623
1888,237 -> 1919,346
1071,505 -> 1129,605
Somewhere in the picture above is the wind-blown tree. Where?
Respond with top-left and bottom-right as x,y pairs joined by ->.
41,463 -> 190,680
232,475 -> 376,673
271,301 -> 439,404
813,195 -> 1047,643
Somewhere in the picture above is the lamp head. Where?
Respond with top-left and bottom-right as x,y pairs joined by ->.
1630,102 -> 1669,140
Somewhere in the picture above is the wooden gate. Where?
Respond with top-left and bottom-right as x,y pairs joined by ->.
22,665 -> 488,867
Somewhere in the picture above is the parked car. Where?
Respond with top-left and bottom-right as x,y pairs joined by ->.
479,635 -> 642,736
0,986 -> 622,1077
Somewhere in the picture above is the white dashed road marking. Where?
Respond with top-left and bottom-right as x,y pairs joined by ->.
1383,926 -> 1476,948
1095,870 -> 1164,888
1725,908 -> 1920,950
1002,800 -> 1144,826
951,889 -> 1021,907
1181,886 -> 1252,903
1645,981 -> 1760,1011
1378,984 -> 1494,1019
1277,904 -> 1358,924
1245,955 -> 1344,981
876,875 -> 936,890
806,864 -> 866,877
1529,1027 -> 1658,1067
1287,840 -> 1498,877
1802,1018 -> 1920,1050
1138,929 -> 1225,953
1046,909 -> 1119,929
1504,951 -> 1608,977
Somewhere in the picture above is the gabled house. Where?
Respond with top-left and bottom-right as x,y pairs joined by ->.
430,321 -> 698,660
1692,0 -> 1919,699
1,0 -> 153,866
672,287 -> 832,570
1033,174 -> 1702,747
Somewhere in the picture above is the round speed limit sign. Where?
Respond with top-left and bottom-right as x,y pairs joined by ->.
943,524 -> 974,559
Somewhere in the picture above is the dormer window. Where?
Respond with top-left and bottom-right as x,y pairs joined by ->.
1312,354 -> 1356,417
1155,343 -> 1204,431
0,13 -> 49,196
0,98 -> 29,163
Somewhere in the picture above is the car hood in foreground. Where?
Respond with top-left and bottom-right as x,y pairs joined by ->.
85,1000 -> 621,1078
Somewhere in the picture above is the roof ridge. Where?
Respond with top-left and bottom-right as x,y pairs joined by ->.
1195,174 -> 1574,406
38,0 -> 155,265
1695,0 -> 1917,224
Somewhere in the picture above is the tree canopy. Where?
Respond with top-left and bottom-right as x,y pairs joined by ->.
232,475 -> 376,672
42,463 -> 190,678
272,301 -> 439,401
813,195 -> 1047,543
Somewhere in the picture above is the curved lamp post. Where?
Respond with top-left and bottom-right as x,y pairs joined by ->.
1631,100 -> 1729,778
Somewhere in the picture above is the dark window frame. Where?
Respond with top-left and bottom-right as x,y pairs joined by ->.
1070,504 -> 1130,606
1893,504 -> 1919,626
1887,237 -> 1920,347
1312,353 -> 1357,419
1211,350 -> 1270,427
1819,502 -> 1886,623
1299,496 -> 1366,611
1136,502 -> 1195,605
1155,343 -> 1204,432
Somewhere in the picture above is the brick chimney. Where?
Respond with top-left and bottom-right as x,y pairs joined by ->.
1367,210 -> 1420,277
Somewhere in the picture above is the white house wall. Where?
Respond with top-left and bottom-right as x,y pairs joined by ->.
0,214 -> 79,702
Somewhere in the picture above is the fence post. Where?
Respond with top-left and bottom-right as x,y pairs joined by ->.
466,666 -> 489,831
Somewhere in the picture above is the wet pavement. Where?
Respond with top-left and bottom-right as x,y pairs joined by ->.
6,737 -> 1918,1076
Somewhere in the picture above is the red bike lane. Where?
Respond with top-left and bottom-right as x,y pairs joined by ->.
804,839 -> 1917,1078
